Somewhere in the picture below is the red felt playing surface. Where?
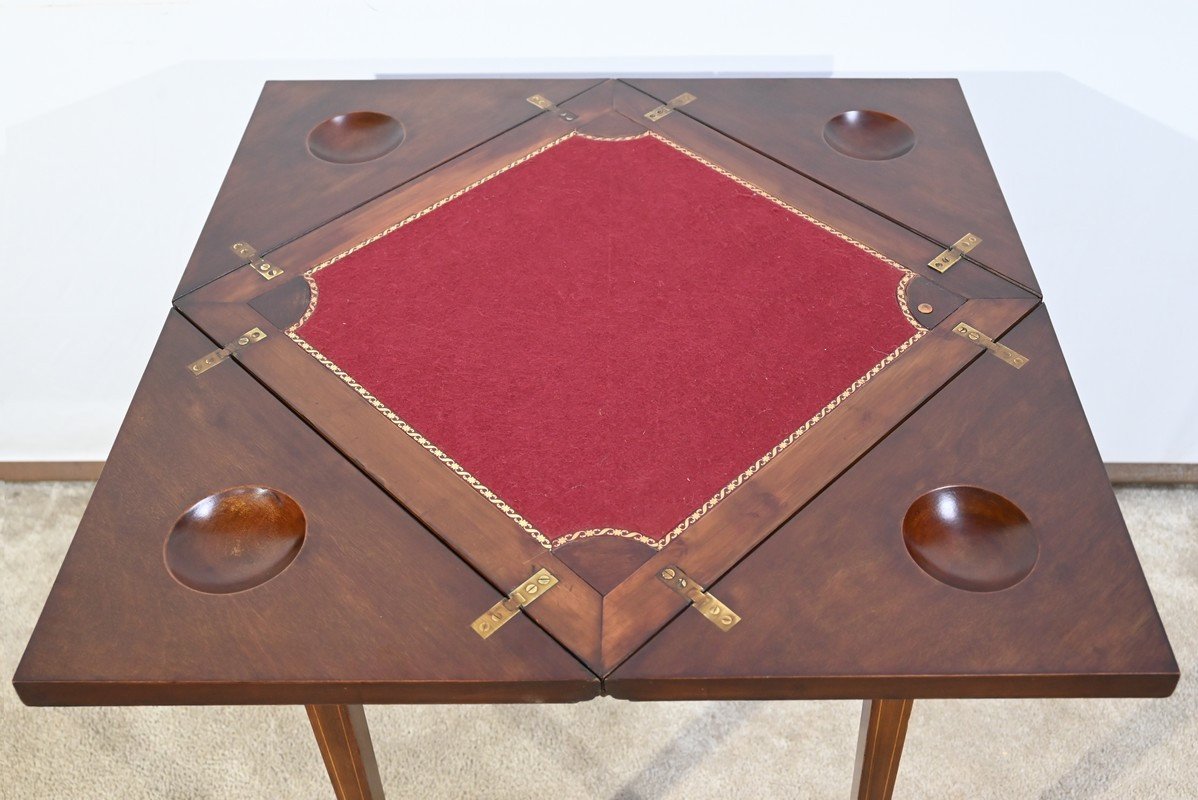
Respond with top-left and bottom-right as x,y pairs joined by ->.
290,133 -> 922,549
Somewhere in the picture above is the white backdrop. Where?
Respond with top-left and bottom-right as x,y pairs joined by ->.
2,1 -> 1196,463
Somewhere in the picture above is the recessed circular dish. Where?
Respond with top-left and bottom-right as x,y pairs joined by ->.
307,111 -> 404,164
823,110 -> 916,161
902,486 -> 1037,592
165,486 -> 306,594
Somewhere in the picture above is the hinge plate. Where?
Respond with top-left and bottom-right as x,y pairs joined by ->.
952,322 -> 1028,368
232,242 -> 283,281
658,565 -> 740,631
928,233 -> 981,273
527,95 -> 578,122
471,568 -> 558,639
188,328 -> 267,375
644,92 -> 697,122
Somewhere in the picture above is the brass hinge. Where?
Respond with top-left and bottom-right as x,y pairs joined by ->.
952,322 -> 1028,368
928,233 -> 981,273
232,242 -> 283,281
187,328 -> 267,375
658,565 -> 740,631
471,568 -> 558,639
527,95 -> 578,122
644,92 -> 697,122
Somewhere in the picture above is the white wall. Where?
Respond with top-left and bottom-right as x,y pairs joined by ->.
2,1 -> 1196,463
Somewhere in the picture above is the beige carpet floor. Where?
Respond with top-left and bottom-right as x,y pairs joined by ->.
1,481 -> 1193,799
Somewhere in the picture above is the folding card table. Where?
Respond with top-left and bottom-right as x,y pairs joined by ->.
15,79 -> 1178,799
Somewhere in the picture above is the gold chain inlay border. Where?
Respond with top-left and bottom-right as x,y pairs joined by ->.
288,129 -> 926,551
576,130 -> 653,142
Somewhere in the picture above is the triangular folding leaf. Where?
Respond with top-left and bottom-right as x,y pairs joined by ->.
608,306 -> 1176,699
629,78 -> 1039,294
177,78 -> 602,297
15,312 -> 598,705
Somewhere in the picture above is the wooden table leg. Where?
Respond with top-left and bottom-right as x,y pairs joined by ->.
851,698 -> 913,800
306,704 -> 386,800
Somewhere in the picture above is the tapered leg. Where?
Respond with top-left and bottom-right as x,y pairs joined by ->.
306,704 -> 386,800
851,699 -> 914,800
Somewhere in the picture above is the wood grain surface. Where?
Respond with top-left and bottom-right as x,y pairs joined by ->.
177,79 -> 601,298
852,699 -> 914,800
176,79 -> 1042,676
13,78 -> 1183,800
606,306 -> 1178,699
307,705 -> 386,800
17,80 -> 1176,714
629,78 -> 1040,295
14,312 -> 599,705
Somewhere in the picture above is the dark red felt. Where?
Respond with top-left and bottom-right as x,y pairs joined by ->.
296,134 -> 918,545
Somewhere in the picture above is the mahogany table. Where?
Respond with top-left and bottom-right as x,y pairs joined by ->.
15,78 -> 1178,799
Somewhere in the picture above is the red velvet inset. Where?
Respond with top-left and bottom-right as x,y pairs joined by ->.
293,134 -> 920,548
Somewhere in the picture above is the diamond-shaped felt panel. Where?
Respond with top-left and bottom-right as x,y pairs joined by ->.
289,132 -> 924,552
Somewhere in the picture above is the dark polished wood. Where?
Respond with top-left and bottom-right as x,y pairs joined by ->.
15,78 -> 1179,800
177,78 -> 1039,675
177,78 -> 601,298
14,312 -> 599,706
554,536 -> 656,595
629,78 -> 1040,295
596,297 -> 1035,674
307,705 -> 385,800
904,276 -> 964,330
606,307 -> 1178,700
248,276 -> 312,330
178,82 -> 622,673
8,459 -> 1189,485
613,81 -> 1028,304
164,485 -> 307,594
852,699 -> 914,800
902,485 -> 1038,593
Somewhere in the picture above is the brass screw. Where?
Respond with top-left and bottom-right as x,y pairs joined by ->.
917,303 -> 934,314
661,568 -> 676,580
537,575 -> 552,585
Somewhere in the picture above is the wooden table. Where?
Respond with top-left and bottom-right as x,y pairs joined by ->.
15,79 -> 1178,800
